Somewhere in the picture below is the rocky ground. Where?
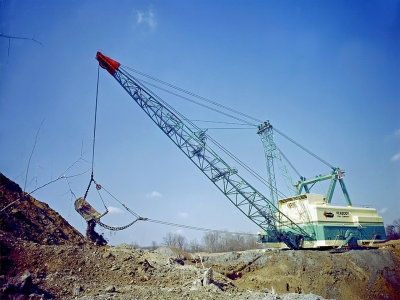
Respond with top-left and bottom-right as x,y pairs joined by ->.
1,172 -> 399,299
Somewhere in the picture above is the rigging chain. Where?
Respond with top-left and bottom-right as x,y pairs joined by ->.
97,182 -> 257,236
95,218 -> 146,231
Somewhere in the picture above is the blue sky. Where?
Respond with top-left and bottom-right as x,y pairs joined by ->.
1,0 -> 399,246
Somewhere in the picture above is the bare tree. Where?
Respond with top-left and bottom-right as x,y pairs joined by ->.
173,234 -> 187,250
393,219 -> 400,232
244,235 -> 260,249
386,219 -> 400,241
200,230 -> 261,253
163,232 -> 175,247
202,231 -> 221,252
162,232 -> 187,250
151,240 -> 158,250
130,241 -> 140,248
188,238 -> 203,253
162,231 -> 261,253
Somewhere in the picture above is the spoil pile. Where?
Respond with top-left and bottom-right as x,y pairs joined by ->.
0,172 -> 85,246
199,245 -> 400,299
0,172 -> 399,299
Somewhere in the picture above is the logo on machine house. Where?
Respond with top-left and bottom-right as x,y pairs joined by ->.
323,211 -> 334,218
336,211 -> 350,217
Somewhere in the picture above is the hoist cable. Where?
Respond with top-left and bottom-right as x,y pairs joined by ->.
84,65 -> 101,200
273,127 -> 334,169
91,65 -> 100,174
122,65 -> 263,124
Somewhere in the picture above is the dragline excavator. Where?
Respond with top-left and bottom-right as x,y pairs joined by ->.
81,52 -> 386,249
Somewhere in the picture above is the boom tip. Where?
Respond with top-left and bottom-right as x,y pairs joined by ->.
96,52 -> 120,75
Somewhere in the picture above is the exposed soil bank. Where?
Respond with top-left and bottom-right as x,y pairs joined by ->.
1,172 -> 399,299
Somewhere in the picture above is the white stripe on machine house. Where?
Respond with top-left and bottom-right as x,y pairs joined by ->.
278,193 -> 384,225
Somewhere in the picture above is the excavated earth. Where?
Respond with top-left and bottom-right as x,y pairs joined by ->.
1,172 -> 399,300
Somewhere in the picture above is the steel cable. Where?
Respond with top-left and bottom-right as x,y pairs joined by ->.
122,66 -> 334,172
128,72 -> 288,200
128,75 -> 257,127
273,127 -> 334,169
122,65 -> 263,124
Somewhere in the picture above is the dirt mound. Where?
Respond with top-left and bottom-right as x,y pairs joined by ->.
1,173 -> 399,299
199,246 -> 400,300
155,246 -> 192,260
0,172 -> 85,246
0,233 -> 330,299
0,173 -> 327,299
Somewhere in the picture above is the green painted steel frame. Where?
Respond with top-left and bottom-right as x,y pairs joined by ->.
295,168 -> 352,206
257,121 -> 294,205
257,121 -> 279,205
103,65 -> 313,249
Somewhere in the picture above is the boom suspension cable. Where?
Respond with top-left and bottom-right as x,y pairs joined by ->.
122,65 -> 263,124
126,66 -> 334,178
124,65 -> 334,175
130,73 -> 288,200
131,75 -> 257,127
191,120 -> 256,126
273,127 -> 334,169
128,67 -> 334,176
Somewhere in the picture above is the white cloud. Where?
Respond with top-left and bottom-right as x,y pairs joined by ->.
391,152 -> 400,162
395,129 -> 400,136
107,206 -> 123,214
178,212 -> 189,218
136,9 -> 157,29
379,207 -> 388,214
146,190 -> 162,198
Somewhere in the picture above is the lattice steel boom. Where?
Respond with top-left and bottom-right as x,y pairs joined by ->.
96,52 -> 312,249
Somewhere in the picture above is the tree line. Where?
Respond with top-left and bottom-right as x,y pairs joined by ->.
152,231 -> 262,253
141,219 -> 400,252
386,219 -> 400,241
